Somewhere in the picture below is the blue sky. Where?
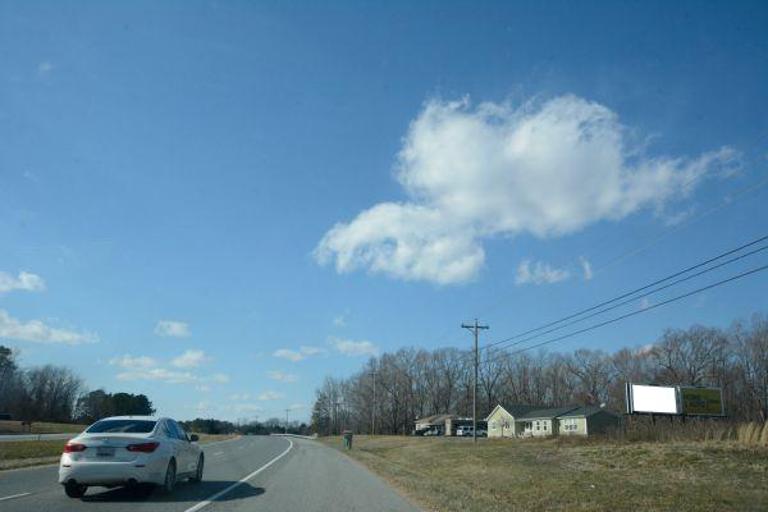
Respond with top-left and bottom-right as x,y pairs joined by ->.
1,1 -> 767,422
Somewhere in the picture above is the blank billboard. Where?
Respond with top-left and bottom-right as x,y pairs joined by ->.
627,384 -> 679,414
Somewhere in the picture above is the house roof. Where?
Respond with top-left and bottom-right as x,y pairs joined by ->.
557,406 -> 619,418
518,406 -> 580,420
485,404 -> 539,421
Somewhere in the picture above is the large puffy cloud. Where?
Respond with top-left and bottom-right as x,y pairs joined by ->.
0,309 -> 96,345
315,95 -> 737,284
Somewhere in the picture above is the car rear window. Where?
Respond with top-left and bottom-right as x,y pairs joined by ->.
86,419 -> 157,433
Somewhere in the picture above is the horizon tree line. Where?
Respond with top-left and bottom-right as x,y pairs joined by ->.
311,313 -> 768,435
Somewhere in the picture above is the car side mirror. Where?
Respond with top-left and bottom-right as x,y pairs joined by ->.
189,434 -> 199,442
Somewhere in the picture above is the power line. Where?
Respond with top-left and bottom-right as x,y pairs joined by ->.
480,263 -> 768,364
481,233 -> 768,352
483,242 -> 768,353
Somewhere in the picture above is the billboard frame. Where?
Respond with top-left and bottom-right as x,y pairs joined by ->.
626,382 -> 726,418
625,383 -> 680,416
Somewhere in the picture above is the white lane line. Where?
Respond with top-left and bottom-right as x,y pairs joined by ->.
0,492 -> 31,502
184,438 -> 293,512
212,451 -> 224,456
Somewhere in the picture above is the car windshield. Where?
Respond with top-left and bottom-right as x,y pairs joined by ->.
86,420 -> 156,434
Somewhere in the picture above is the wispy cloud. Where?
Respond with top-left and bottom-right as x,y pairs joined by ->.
331,337 -> 379,357
257,390 -> 284,401
0,271 -> 45,294
333,314 -> 347,327
315,95 -> 737,284
273,345 -> 326,362
0,309 -> 96,345
267,370 -> 298,383
171,349 -> 210,368
579,257 -> 593,281
515,260 -> 570,285
109,354 -> 157,369
37,61 -> 53,76
154,320 -> 190,338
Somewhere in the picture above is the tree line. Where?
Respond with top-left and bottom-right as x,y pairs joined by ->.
311,314 -> 768,435
180,417 -> 312,436
0,345 -> 154,424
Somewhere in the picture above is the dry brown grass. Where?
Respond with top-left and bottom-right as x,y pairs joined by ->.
321,434 -> 768,512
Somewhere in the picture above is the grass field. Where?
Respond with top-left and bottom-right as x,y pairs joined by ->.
0,434 -> 239,470
0,420 -> 87,434
321,435 -> 768,512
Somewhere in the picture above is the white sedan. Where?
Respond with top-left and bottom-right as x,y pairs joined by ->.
59,415 -> 204,498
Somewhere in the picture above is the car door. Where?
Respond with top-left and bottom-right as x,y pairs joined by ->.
161,420 -> 186,472
170,420 -> 196,474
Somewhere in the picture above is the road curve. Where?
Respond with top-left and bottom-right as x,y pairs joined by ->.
0,435 -> 420,512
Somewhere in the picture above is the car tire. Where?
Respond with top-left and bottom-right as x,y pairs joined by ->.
161,458 -> 177,494
64,482 -> 87,498
189,454 -> 204,483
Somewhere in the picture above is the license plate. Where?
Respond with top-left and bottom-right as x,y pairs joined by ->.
97,446 -> 115,457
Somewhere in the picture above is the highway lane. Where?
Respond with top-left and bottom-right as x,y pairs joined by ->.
0,436 -> 420,512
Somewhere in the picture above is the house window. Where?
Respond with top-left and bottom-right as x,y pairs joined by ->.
543,422 -> 547,430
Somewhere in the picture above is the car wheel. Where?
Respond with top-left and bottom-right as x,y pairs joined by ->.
189,454 -> 204,483
64,482 -> 87,498
161,459 -> 177,494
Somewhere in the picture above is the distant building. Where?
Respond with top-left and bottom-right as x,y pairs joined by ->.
517,406 -> 580,437
485,404 -> 537,438
557,406 -> 620,436
414,414 -> 456,435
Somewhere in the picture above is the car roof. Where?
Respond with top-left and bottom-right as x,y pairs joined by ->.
95,416 -> 168,422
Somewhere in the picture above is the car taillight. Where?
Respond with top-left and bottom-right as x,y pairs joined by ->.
63,443 -> 87,453
126,442 -> 159,453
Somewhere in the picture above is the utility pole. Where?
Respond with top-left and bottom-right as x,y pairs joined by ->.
462,319 -> 489,444
284,408 -> 289,435
371,364 -> 377,436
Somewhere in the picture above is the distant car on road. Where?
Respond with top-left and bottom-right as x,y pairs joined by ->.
58,416 -> 204,499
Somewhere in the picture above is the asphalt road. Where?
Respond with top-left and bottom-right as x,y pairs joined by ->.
0,435 -> 420,512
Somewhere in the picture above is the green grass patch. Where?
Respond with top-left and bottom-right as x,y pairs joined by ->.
321,435 -> 768,512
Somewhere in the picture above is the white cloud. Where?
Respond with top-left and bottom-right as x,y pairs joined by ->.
229,393 -> 251,401
273,345 -> 326,362
0,271 -> 46,294
331,337 -> 379,357
515,260 -> 570,285
268,370 -> 299,383
0,309 -> 96,345
315,95 -> 737,284
257,390 -> 284,401
154,320 -> 190,338
333,314 -> 347,327
639,297 -> 652,310
288,403 -> 306,411
171,349 -> 210,368
110,354 -> 157,369
117,367 -> 229,385
117,367 -> 198,384
579,256 -> 594,281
